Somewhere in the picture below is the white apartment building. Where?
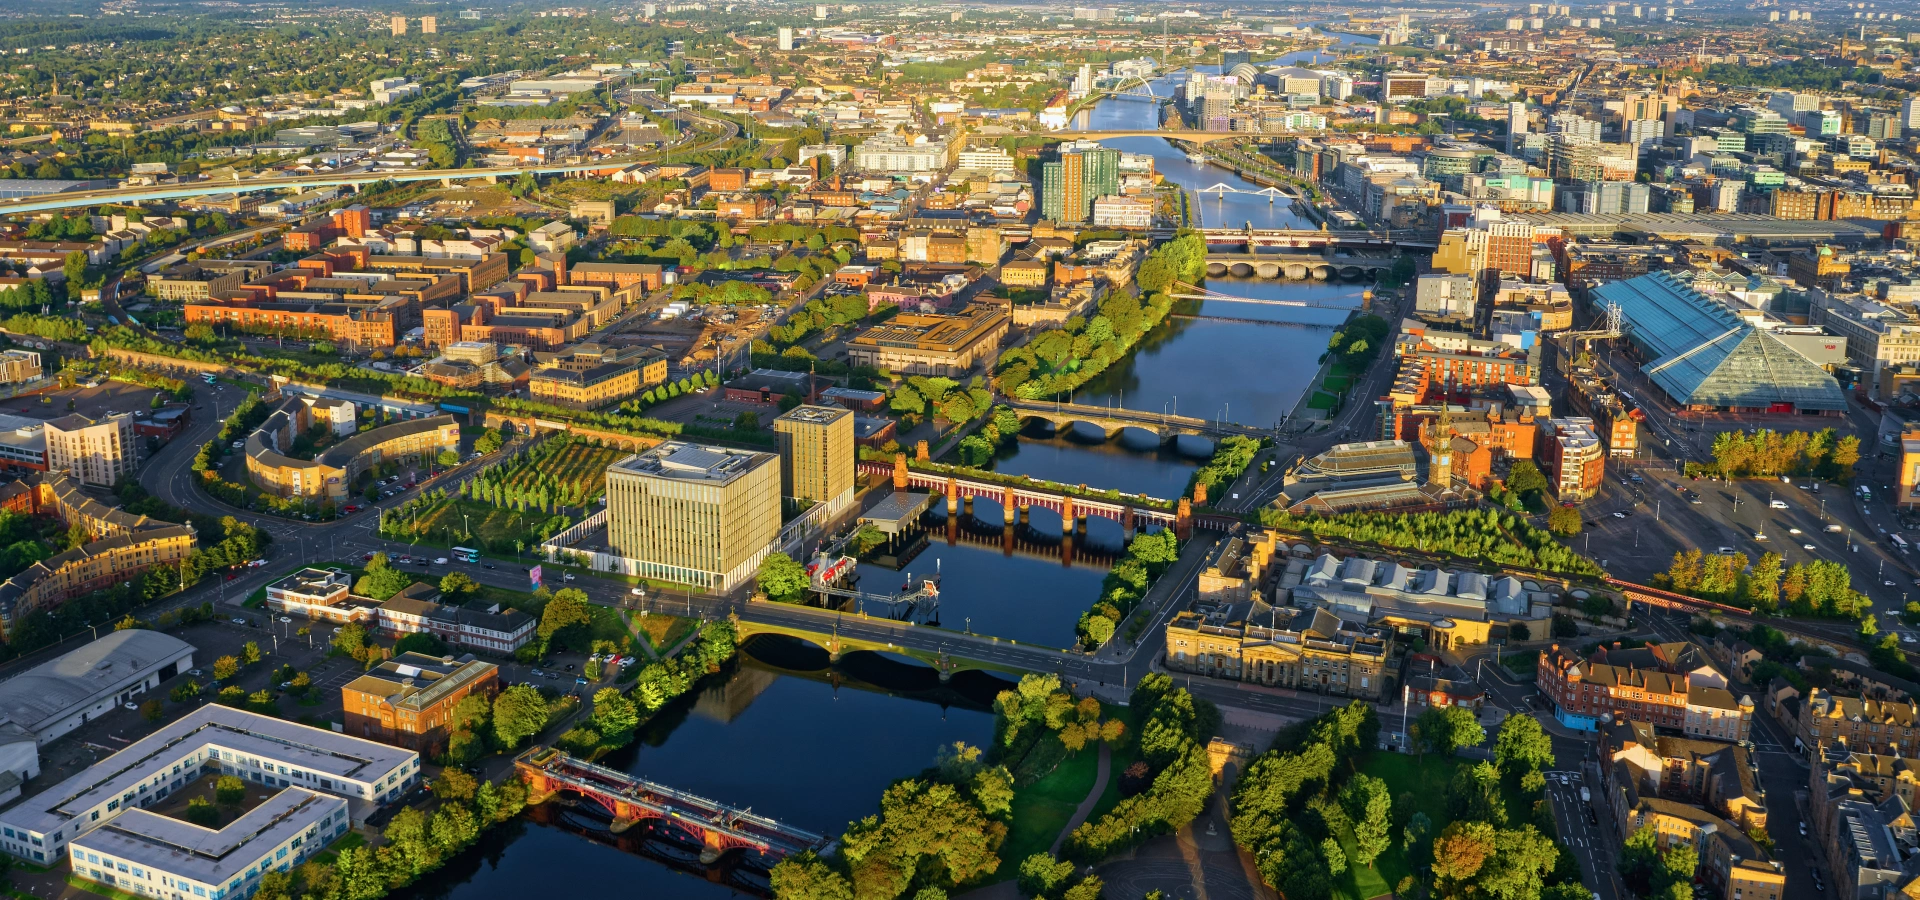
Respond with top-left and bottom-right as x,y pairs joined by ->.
956,147 -> 1016,173
0,706 -> 416,871
368,77 -> 420,105
44,413 -> 135,487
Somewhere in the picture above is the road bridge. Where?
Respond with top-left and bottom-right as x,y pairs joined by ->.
1203,251 -> 1394,281
516,746 -> 830,865
1194,225 -> 1424,251
1004,398 -> 1276,442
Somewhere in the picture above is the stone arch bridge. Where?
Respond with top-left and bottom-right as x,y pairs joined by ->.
1006,399 -> 1275,442
1203,252 -> 1394,281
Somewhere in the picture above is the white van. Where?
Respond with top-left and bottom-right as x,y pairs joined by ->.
1768,500 -> 1789,509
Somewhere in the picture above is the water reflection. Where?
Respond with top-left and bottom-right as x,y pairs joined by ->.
396,661 -> 998,900
981,421 -> 1205,503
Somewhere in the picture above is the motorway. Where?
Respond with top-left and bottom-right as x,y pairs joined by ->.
0,107 -> 744,217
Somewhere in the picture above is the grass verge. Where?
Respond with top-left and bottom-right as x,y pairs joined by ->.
997,741 -> 1103,876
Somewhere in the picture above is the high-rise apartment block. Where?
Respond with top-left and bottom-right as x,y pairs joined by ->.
420,16 -> 437,33
772,405 -> 854,511
1485,222 -> 1537,279
604,443 -> 781,591
778,26 -> 794,50
390,15 -> 407,35
1041,145 -> 1120,224
44,414 -> 135,488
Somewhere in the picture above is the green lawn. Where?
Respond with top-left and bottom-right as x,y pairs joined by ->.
1336,752 -> 1468,900
1308,391 -> 1339,411
1502,653 -> 1539,678
998,739 -> 1103,876
1322,375 -> 1352,393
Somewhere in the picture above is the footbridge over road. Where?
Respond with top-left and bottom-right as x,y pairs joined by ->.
1204,251 -> 1394,281
1006,398 -> 1278,441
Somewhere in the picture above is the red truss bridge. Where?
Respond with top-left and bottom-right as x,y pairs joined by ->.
516,746 -> 831,863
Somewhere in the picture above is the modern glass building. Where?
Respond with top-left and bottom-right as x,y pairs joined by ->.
1592,272 -> 1847,414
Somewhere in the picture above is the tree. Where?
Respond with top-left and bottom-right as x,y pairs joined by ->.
355,552 -> 415,600
591,687 -> 639,738
139,698 -> 163,723
241,641 -> 261,665
1506,460 -> 1549,496
1341,773 -> 1392,868
1136,256 -> 1175,293
1546,505 -> 1581,536
757,552 -> 811,604
1018,853 -> 1075,898
1432,820 -> 1497,885
770,852 -> 853,900
438,449 -> 460,467
212,655 -> 239,682
432,769 -> 478,803
536,588 -> 593,647
1446,761 -> 1507,826
492,685 -> 549,749
215,774 -> 247,806
1417,704 -> 1485,756
1493,714 -> 1555,775
439,571 -> 479,599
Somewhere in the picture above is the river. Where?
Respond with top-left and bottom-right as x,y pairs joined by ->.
979,64 -> 1368,492
397,653 -> 1005,900
398,55 -> 1375,899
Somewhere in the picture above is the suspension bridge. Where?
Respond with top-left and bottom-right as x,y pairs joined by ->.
1196,183 -> 1295,199
1096,77 -> 1168,103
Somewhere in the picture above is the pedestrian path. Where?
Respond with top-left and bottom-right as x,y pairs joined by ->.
1050,742 -> 1113,856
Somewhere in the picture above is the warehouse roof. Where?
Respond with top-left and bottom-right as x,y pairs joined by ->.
1592,273 -> 1846,412
0,630 -> 192,735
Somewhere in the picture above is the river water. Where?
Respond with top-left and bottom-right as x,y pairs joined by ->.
398,653 -> 1004,900
398,54 -> 1376,899
981,64 -> 1369,492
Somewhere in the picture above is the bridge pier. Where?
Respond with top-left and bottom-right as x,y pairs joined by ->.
946,478 -> 958,514
698,830 -> 726,865
1018,504 -> 1030,526
1122,505 -> 1136,541
962,495 -> 973,517
1003,487 -> 1017,525
894,453 -> 909,491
